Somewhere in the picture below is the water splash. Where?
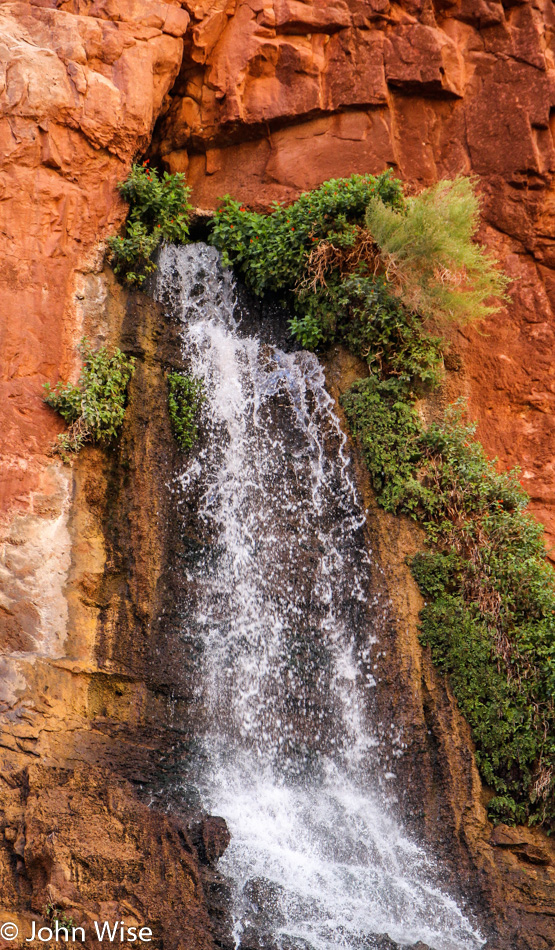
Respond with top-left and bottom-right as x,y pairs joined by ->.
154,244 -> 484,950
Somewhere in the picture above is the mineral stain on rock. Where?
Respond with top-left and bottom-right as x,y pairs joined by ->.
1,3 -> 555,950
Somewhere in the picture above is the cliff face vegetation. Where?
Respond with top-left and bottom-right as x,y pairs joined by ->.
152,0 -> 555,552
324,346 -> 555,950
0,276 -> 225,948
0,0 -> 188,691
1,2 -> 555,949
0,4 -> 221,945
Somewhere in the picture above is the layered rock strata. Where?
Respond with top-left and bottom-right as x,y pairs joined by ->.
0,0 -> 189,694
0,4 -> 222,946
0,278 -> 229,948
152,0 -> 555,552
1,1 -> 555,949
324,347 -> 555,950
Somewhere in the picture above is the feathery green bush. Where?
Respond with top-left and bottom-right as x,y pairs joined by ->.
365,176 -> 509,323
211,171 -> 555,830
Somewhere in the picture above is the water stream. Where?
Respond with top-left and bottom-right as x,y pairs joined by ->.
154,244 -> 484,950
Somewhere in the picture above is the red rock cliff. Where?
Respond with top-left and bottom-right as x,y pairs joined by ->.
1,2 -> 555,947
151,0 -> 555,552
0,0 -> 188,517
0,0 -> 189,685
2,0 -> 555,640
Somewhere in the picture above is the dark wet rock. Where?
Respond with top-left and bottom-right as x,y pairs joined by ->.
363,937 -> 434,950
188,811 -> 231,867
201,868 -> 234,949
279,939 -> 316,950
365,935 -> 400,950
198,815 -> 232,865
238,926 -> 280,950
234,282 -> 300,353
243,877 -> 287,925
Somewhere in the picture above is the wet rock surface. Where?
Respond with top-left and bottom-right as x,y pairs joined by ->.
142,250 -> 485,950
190,816 -> 232,866
0,287 -> 225,948
1,3 -> 555,950
0,263 -> 551,950
324,346 -> 555,950
151,0 -> 555,555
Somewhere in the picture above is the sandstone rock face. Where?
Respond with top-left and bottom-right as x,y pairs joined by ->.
0,284 -> 226,949
152,0 -> 555,551
0,0 -> 188,710
0,766 -> 214,950
0,7 -> 222,945
2,2 -> 555,949
0,0 -> 188,517
324,346 -> 555,950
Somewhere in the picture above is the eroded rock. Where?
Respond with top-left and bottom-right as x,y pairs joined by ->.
2,3 -> 555,950
0,0 -> 188,519
0,0 -> 189,771
0,764 -> 214,950
151,0 -> 555,556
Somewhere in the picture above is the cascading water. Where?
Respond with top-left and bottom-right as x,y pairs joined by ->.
154,244 -> 485,950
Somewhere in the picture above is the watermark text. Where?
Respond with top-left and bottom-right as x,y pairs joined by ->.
0,920 -> 153,943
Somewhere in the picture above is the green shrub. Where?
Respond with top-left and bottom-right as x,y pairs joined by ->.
108,162 -> 193,285
107,219 -> 161,287
209,172 -> 447,369
210,172 -> 552,829
418,595 -> 543,826
44,339 -> 135,459
365,176 -> 510,323
209,171 -> 404,299
341,390 -> 555,828
209,175 -> 504,387
341,376 -> 424,513
45,904 -> 75,932
338,276 -> 445,389
167,371 -> 205,451
288,278 -> 350,350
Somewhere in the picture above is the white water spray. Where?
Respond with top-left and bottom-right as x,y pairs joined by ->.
154,244 -> 484,950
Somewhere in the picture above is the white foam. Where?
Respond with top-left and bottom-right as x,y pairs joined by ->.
154,244 -> 484,950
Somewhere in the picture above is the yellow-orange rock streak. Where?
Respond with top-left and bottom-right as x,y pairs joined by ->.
0,0 -> 189,517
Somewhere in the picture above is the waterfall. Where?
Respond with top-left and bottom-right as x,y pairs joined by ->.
154,244 -> 484,950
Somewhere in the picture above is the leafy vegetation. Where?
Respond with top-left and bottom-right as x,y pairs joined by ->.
337,276 -> 445,389
340,376 -> 423,513
209,170 -> 555,830
108,162 -> 193,285
210,172 -> 404,296
210,171 -> 405,352
209,171 -> 506,351
167,371 -> 205,451
342,391 -> 555,829
45,903 -> 76,932
44,339 -> 135,459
